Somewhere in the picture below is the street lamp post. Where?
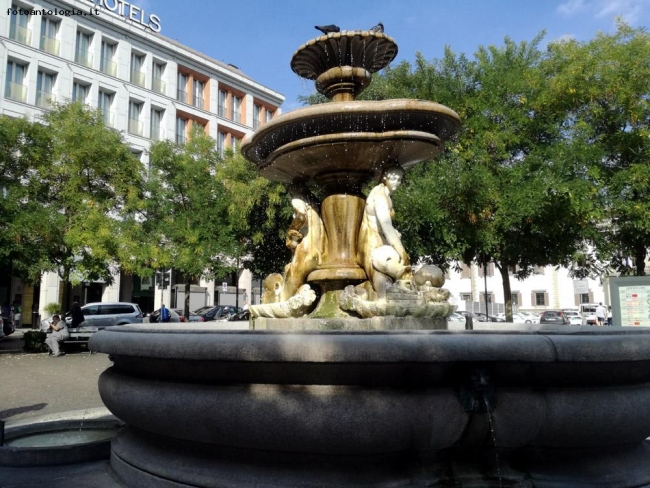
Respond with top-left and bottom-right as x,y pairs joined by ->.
484,262 -> 489,317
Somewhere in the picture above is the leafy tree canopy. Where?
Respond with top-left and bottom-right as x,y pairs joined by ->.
2,103 -> 144,305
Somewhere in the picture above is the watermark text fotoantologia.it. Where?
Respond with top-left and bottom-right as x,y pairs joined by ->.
6,7 -> 100,17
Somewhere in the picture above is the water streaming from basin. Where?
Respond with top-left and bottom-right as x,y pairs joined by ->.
485,397 -> 503,488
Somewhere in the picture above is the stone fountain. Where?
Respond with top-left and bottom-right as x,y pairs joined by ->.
90,29 -> 650,487
243,29 -> 460,329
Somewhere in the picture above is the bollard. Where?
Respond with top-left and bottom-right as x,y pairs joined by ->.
465,315 -> 473,331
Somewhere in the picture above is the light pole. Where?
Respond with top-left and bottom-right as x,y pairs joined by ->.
484,261 -> 489,316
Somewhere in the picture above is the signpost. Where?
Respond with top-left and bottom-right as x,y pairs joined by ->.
573,279 -> 589,295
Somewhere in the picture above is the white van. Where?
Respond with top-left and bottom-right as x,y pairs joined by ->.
580,304 -> 598,326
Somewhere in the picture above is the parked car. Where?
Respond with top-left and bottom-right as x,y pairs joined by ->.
456,311 -> 489,323
448,312 -> 466,323
173,309 -> 204,323
227,310 -> 250,322
512,313 -> 540,324
64,302 -> 144,330
562,310 -> 582,326
473,312 -> 500,322
579,303 -> 599,326
539,310 -> 570,325
194,305 -> 242,322
521,312 -> 541,324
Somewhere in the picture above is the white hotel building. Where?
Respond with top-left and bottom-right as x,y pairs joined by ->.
1,0 -> 284,322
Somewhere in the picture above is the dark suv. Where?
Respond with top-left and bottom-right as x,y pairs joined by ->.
540,310 -> 570,325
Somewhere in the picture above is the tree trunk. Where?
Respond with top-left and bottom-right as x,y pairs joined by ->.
496,262 -> 513,321
635,240 -> 647,276
184,279 -> 191,320
61,268 -> 71,315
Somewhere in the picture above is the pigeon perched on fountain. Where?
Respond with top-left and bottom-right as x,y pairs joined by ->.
370,22 -> 384,33
315,24 -> 340,34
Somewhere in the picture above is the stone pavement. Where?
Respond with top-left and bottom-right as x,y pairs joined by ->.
0,331 -> 119,487
0,329 -> 26,355
0,332 -> 111,423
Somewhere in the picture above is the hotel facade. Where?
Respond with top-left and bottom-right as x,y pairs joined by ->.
1,0 -> 284,322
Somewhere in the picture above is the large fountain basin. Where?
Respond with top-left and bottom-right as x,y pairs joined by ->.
90,324 -> 650,487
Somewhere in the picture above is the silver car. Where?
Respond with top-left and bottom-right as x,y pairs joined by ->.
65,302 -> 143,330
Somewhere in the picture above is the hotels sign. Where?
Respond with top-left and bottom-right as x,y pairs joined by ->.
84,0 -> 161,32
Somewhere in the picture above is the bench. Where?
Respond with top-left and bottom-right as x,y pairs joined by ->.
62,328 -> 96,352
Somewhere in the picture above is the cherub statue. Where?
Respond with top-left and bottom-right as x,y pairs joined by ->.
358,165 -> 411,298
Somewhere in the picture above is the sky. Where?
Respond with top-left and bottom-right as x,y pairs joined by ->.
138,0 -> 650,113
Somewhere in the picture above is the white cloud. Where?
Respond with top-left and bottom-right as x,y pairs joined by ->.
552,33 -> 577,43
558,0 -> 649,25
595,0 -> 647,24
557,0 -> 587,16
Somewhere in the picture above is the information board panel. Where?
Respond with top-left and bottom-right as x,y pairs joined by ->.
610,276 -> 650,327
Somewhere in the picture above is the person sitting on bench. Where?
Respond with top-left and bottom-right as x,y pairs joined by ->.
45,314 -> 69,357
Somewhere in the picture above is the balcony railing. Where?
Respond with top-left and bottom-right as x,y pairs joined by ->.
192,96 -> 204,109
253,119 -> 260,130
101,112 -> 115,128
150,127 -> 164,141
130,70 -> 146,87
177,89 -> 188,103
5,81 -> 27,102
232,110 -> 241,123
75,49 -> 93,68
218,105 -> 227,118
40,36 -> 60,56
101,58 -> 117,76
129,118 -> 143,136
36,91 -> 56,109
176,133 -> 186,145
10,24 -> 31,45
152,78 -> 166,95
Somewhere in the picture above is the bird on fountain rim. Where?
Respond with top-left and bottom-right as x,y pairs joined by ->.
315,24 -> 340,34
370,22 -> 384,33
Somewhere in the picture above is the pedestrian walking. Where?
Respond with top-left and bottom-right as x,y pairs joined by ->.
596,302 -> 607,326
160,304 -> 171,323
607,306 -> 613,326
12,301 -> 22,328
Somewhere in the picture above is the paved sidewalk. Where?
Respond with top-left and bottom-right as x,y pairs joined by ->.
0,338 -> 111,423
0,335 -> 118,486
0,329 -> 26,355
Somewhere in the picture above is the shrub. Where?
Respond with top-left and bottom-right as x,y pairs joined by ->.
23,330 -> 49,353
44,303 -> 62,316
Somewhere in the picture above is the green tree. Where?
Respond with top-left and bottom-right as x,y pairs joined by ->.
545,23 -> 650,275
5,103 -> 144,309
370,37 -> 599,319
216,150 -> 290,287
0,115 -> 51,283
145,127 -> 241,317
